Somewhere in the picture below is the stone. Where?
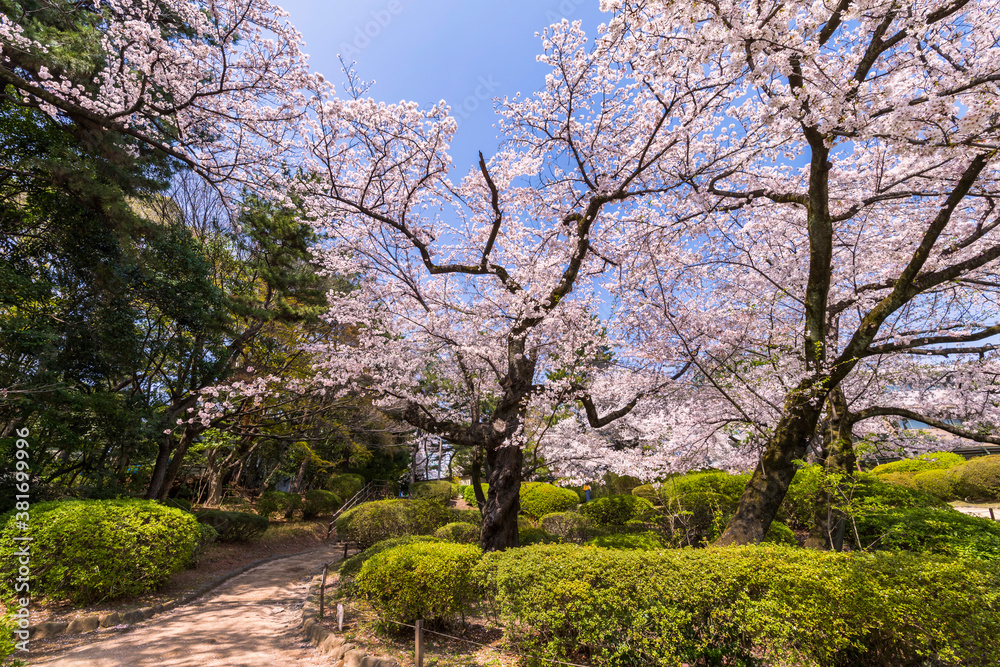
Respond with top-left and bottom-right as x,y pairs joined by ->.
30,622 -> 67,639
66,616 -> 100,634
122,610 -> 145,624
99,612 -> 121,627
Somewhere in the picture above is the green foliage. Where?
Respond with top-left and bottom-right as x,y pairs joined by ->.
0,605 -> 25,667
194,509 -> 269,542
434,522 -> 480,544
162,498 -> 193,512
256,490 -> 301,518
763,521 -> 797,546
856,507 -> 1000,560
0,500 -> 199,604
338,536 -> 442,581
519,516 -> 561,545
540,511 -> 591,543
326,474 -> 366,501
462,482 -> 488,507
777,464 -> 824,530
661,491 -> 738,546
301,489 -> 341,520
451,483 -> 461,499
586,532 -> 664,550
952,455 -> 1000,500
336,499 -> 449,549
876,471 -> 918,490
913,468 -> 958,500
447,508 -> 482,526
870,452 -> 966,476
189,523 -> 219,565
410,480 -> 452,504
519,482 -> 579,519
580,495 -> 655,527
356,542 -> 482,625
474,544 -> 1000,667
633,471 -> 749,506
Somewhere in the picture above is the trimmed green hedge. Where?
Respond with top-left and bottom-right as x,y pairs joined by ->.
338,535 -> 442,581
194,509 -> 269,542
462,483 -> 488,507
326,473 -> 366,501
913,468 -> 957,499
519,482 -> 579,519
448,507 -> 482,526
256,490 -> 301,519
302,489 -> 341,519
434,522 -> 480,544
633,471 -> 749,507
473,544 -> 1000,666
540,511 -> 591,543
335,499 -> 448,548
410,480 -> 452,504
952,455 -> 1000,500
356,542 -> 482,624
856,507 -> 1000,560
870,451 -> 966,476
580,495 -> 654,527
586,532 -> 663,550
0,499 -> 200,604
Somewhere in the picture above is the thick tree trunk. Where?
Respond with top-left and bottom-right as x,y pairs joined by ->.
204,448 -> 226,506
146,437 -> 174,499
814,388 -> 856,551
156,427 -> 197,501
479,443 -> 523,551
715,381 -> 828,545
471,445 -> 487,510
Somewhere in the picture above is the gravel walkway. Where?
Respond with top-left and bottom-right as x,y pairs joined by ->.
29,544 -> 343,666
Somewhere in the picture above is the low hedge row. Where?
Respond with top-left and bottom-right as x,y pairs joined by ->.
335,499 -> 449,548
194,509 -> 269,542
462,482 -> 578,518
874,454 -> 1000,501
0,499 -> 200,604
349,540 -> 1000,666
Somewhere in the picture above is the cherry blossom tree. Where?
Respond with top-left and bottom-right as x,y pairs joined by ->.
294,23 -> 731,550
608,0 -> 1000,544
0,0 -> 313,191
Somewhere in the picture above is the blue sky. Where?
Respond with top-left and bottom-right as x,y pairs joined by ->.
278,0 -> 607,165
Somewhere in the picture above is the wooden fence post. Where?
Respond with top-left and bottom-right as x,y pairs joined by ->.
319,563 -> 328,619
415,619 -> 424,667
990,507 -> 996,521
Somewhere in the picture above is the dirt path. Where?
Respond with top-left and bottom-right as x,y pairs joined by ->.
29,544 -> 343,667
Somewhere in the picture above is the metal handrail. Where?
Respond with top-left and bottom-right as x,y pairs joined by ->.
325,480 -> 393,539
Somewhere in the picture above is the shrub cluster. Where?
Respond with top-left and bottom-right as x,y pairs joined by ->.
540,511 -> 590,543
447,507 -> 481,526
410,480 -> 452,504
855,506 -> 1000,560
338,535 -> 442,581
474,544 -> 1000,667
434,522 -> 480,544
633,471 -> 749,506
586,532 -> 663,550
194,509 -> 269,542
0,499 -> 200,604
462,483 -> 488,507
580,495 -> 654,527
874,454 -> 1000,502
326,473 -> 366,501
255,490 -> 302,519
335,499 -> 448,548
870,451 -> 966,475
302,489 -> 340,519
518,482 -> 579,519
356,542 -> 482,624
952,455 -> 1000,500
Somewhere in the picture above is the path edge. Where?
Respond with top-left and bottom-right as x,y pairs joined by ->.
300,564 -> 399,667
28,547 -> 320,640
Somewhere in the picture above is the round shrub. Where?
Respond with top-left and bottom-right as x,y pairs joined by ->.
952,455 -> 1000,501
763,520 -> 797,547
586,532 -> 664,550
194,509 -> 269,542
870,451 -> 966,476
473,544 -> 1000,667
255,490 -> 301,518
338,535 -> 442,581
326,473 -> 366,501
448,507 -> 482,526
580,494 -> 655,527
913,468 -> 957,500
876,471 -> 918,489
519,482 -> 579,519
462,483 -> 488,507
540,511 -> 591,543
336,499 -> 448,549
434,522 -> 480,544
410,480 -> 452,504
0,499 -> 200,604
356,542 -> 482,624
302,489 -> 341,519
633,471 -> 749,507
856,506 -> 1000,560
519,525 -> 560,545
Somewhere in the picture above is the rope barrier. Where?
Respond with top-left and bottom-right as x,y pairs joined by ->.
380,618 -> 592,667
